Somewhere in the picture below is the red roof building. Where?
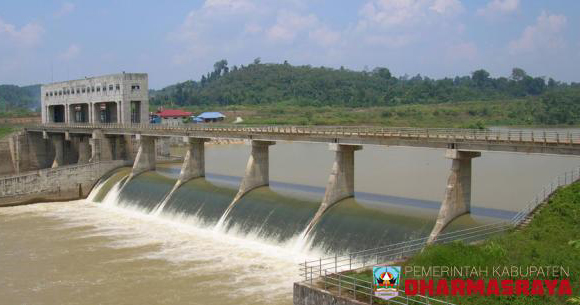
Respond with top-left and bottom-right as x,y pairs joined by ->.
157,109 -> 192,118
154,109 -> 193,126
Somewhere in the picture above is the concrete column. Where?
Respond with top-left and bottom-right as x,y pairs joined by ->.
89,103 -> 94,124
156,137 -> 171,159
427,149 -> 481,244
51,134 -> 65,168
117,101 -> 122,123
124,135 -> 136,160
304,144 -> 362,235
89,130 -> 113,162
8,134 -> 21,173
64,104 -> 69,124
179,137 -> 208,183
130,135 -> 156,178
78,137 -> 91,164
235,140 -> 276,199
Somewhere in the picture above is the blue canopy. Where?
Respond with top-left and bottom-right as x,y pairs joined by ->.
196,112 -> 225,119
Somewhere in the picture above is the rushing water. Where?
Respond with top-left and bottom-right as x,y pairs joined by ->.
1,140 -> 579,304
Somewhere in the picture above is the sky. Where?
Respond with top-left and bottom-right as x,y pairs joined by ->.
0,0 -> 579,89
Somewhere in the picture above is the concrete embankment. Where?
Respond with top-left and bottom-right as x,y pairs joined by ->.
0,160 -> 129,207
294,282 -> 366,305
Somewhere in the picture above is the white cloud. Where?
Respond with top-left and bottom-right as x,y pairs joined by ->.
430,0 -> 463,15
170,0 -> 343,64
266,10 -> 317,43
54,2 -> 75,18
0,17 -> 44,47
357,0 -> 463,29
358,0 -> 427,28
59,44 -> 81,60
508,11 -> 567,54
477,0 -> 519,17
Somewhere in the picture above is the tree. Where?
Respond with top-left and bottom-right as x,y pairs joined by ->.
253,57 -> 261,65
213,59 -> 228,77
511,67 -> 527,81
471,69 -> 490,88
373,67 -> 392,80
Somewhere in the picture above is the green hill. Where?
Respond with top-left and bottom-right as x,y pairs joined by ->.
0,84 -> 41,112
151,60 -> 576,107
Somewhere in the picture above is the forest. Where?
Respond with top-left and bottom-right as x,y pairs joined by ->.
0,84 -> 40,116
150,59 -> 580,125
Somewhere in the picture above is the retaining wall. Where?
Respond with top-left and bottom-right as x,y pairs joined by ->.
0,160 -> 129,207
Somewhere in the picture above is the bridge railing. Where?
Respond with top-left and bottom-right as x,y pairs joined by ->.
299,166 -> 580,304
28,123 -> 580,144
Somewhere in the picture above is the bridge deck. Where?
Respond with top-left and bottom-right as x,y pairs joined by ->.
27,123 -> 580,156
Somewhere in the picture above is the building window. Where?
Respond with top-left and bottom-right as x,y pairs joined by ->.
45,92 -> 49,97
97,87 -> 101,92
49,92 -> 53,97
91,87 -> 95,92
82,87 -> 86,93
103,85 -> 107,92
109,85 -> 114,91
131,84 -> 140,91
76,88 -> 80,94
115,84 -> 120,90
59,91 -> 63,96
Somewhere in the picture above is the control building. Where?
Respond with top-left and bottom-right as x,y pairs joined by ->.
41,73 -> 149,124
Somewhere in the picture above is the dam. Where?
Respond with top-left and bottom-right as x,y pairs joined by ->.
1,123 -> 579,304
1,138 -> 579,305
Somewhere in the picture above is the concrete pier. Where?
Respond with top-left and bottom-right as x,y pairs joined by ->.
51,135 -> 65,168
427,149 -> 481,244
304,144 -> 362,235
89,130 -> 113,162
130,135 -> 157,178
234,140 -> 276,201
77,137 -> 91,164
179,137 -> 208,183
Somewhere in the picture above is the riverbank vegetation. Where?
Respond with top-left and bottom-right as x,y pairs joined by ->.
346,181 -> 580,304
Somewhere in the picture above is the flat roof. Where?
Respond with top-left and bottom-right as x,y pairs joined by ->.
43,72 -> 147,87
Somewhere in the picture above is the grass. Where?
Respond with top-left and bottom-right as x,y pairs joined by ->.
0,126 -> 14,139
343,182 -> 580,304
153,98 -> 553,128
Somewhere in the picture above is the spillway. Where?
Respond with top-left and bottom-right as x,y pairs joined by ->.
220,187 -> 320,243
160,178 -> 238,226
86,167 -> 501,256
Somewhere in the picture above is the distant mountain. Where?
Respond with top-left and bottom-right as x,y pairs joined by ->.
0,84 -> 41,111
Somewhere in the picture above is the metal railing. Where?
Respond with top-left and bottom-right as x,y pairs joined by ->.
29,123 -> 580,145
299,166 -> 580,304
511,166 -> 580,225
